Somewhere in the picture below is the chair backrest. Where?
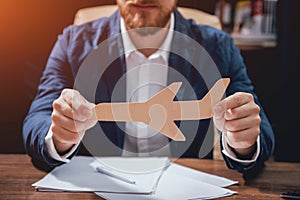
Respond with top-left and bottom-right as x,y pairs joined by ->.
74,5 -> 221,30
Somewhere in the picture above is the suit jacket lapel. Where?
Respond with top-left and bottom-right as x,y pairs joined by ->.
168,9 -> 210,158
97,11 -> 126,149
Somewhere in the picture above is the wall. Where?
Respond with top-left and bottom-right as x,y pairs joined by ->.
274,0 -> 300,162
0,0 -> 115,153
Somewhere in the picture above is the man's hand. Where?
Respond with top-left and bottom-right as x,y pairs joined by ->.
212,92 -> 261,157
50,89 -> 97,154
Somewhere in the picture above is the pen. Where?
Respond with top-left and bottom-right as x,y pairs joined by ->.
96,166 -> 136,185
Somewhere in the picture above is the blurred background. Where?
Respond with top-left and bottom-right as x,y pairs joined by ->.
0,0 -> 299,162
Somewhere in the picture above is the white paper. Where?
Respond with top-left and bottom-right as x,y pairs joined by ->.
97,180 -> 235,200
33,156 -> 238,199
33,156 -> 169,193
167,163 -> 238,187
96,162 -> 237,200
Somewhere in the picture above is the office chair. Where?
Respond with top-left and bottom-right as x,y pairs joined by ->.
73,4 -> 223,160
74,5 -> 221,30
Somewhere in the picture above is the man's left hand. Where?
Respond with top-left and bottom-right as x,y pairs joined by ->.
212,92 -> 261,157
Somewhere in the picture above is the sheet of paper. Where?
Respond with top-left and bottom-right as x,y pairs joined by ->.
96,162 -> 237,200
167,162 -> 238,187
33,156 -> 169,193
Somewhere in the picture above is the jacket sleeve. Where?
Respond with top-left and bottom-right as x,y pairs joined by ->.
22,26 -> 76,171
220,35 -> 275,178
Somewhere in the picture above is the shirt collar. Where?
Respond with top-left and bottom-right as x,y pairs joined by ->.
120,13 -> 175,62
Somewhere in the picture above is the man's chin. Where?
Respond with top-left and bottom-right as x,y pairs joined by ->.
127,18 -> 170,36
131,27 -> 160,36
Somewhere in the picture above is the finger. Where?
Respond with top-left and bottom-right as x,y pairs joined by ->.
224,128 -> 260,149
224,113 -> 261,132
53,97 -> 87,122
225,101 -> 260,120
212,103 -> 226,120
51,124 -> 83,144
51,110 -> 88,133
217,92 -> 253,112
62,89 -> 88,111
61,89 -> 94,120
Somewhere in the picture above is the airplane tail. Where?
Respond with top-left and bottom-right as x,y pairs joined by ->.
146,82 -> 182,105
200,78 -> 230,109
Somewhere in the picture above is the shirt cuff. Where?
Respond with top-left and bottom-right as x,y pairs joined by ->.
45,129 -> 79,163
221,134 -> 260,165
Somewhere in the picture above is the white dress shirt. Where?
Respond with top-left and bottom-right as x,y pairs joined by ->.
45,13 -> 259,164
120,14 -> 174,157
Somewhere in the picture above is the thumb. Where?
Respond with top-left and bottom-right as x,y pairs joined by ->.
212,101 -> 226,120
80,102 -> 96,120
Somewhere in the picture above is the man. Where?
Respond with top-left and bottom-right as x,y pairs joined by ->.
23,0 -> 275,176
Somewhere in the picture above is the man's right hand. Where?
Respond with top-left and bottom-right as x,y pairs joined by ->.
50,89 -> 97,154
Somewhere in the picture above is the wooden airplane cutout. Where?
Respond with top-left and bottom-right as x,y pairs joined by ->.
93,78 -> 230,141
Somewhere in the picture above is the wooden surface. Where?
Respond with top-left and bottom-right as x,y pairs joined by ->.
0,154 -> 299,200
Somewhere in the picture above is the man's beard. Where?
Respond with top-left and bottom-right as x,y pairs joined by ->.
120,3 -> 173,36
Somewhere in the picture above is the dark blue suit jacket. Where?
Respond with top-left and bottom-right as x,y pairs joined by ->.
23,9 -> 275,176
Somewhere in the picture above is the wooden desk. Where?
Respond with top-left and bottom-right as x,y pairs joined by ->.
1,154 -> 299,199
